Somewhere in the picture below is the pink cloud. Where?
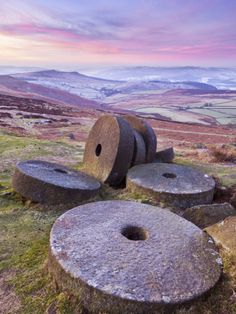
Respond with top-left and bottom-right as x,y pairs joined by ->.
0,0 -> 236,67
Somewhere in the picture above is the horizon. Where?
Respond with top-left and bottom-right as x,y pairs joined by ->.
1,64 -> 236,72
0,0 -> 236,68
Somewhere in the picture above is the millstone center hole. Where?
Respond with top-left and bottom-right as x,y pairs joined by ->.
54,168 -> 68,174
121,225 -> 148,241
95,144 -> 102,157
162,172 -> 176,179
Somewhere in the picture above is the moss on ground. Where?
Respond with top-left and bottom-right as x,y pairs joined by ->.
0,130 -> 236,313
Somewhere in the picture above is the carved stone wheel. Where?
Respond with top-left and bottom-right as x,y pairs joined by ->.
83,115 -> 135,185
49,200 -> 221,314
127,163 -> 215,210
12,160 -> 100,204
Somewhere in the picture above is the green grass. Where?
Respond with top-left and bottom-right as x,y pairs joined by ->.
0,190 -> 76,313
0,130 -> 236,313
0,131 -> 85,313
0,130 -> 84,180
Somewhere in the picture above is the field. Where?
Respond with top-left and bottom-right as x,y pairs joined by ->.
105,90 -> 236,126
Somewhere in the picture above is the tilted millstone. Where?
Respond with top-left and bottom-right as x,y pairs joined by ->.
83,115 -> 134,186
131,130 -> 146,166
48,200 -> 221,314
12,160 -> 101,205
123,115 -> 157,162
127,163 -> 215,210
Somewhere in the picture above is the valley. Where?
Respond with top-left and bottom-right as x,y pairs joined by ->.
1,67 -> 234,127
0,66 -> 236,146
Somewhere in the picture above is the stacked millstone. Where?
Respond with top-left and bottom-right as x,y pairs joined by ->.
83,114 -> 157,186
48,200 -> 222,314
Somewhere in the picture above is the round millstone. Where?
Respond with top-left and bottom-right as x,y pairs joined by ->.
127,163 -> 215,210
131,130 -> 146,166
123,115 -> 157,162
49,200 -> 221,314
83,115 -> 134,186
12,160 -> 101,205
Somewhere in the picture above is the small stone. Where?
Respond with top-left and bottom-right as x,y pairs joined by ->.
205,216 -> 236,262
12,160 -> 101,205
154,146 -> 175,163
183,203 -> 236,229
83,115 -> 134,186
68,133 -> 76,140
194,143 -> 207,149
49,200 -> 221,314
127,163 -> 215,210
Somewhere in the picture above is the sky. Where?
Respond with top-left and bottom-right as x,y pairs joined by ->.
0,0 -> 235,68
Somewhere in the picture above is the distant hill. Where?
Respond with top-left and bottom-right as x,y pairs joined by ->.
0,75 -> 99,108
79,66 -> 236,90
11,69 -> 218,101
14,69 -> 121,82
12,70 -> 122,101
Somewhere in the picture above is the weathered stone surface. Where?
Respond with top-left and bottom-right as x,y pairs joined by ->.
123,115 -> 157,162
206,216 -> 236,262
183,203 -> 236,229
127,163 -> 215,210
49,200 -> 221,314
154,146 -> 175,163
83,115 -> 134,185
131,130 -> 146,166
12,160 -> 101,205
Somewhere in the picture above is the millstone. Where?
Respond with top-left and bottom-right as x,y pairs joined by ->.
12,160 -> 101,204
83,115 -> 134,185
131,130 -> 146,166
123,115 -> 157,162
49,200 -> 221,314
127,163 -> 215,210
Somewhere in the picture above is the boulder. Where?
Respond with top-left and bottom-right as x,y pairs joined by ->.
205,216 -> 236,263
154,146 -> 175,163
183,203 -> 236,229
